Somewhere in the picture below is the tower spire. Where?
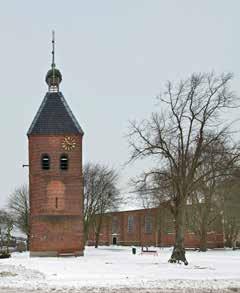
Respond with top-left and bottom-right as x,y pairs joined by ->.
46,30 -> 62,92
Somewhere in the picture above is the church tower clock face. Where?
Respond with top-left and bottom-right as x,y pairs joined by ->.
62,136 -> 76,151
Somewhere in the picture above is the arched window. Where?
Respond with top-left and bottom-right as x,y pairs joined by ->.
41,154 -> 50,170
60,154 -> 68,170
127,215 -> 134,233
144,215 -> 153,234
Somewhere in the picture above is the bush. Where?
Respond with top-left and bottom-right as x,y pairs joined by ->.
0,251 -> 11,259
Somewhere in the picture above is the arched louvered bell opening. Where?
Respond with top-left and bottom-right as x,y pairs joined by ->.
60,154 -> 68,170
42,154 -> 50,170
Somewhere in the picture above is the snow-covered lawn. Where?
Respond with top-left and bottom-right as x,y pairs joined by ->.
0,246 -> 240,291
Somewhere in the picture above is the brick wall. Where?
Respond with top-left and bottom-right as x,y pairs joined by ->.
88,207 -> 224,249
29,135 -> 84,255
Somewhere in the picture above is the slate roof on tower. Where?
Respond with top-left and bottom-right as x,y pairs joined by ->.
27,92 -> 84,136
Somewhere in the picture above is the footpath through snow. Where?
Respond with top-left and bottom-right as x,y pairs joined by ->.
0,246 -> 239,291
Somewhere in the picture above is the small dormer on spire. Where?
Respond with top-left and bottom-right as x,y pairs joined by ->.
45,31 -> 62,92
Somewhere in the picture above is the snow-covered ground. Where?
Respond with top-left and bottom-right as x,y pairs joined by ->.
0,246 -> 240,292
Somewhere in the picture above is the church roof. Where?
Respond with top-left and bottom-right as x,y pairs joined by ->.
27,92 -> 84,136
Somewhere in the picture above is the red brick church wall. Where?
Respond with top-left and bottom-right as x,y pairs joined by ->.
87,207 -> 224,249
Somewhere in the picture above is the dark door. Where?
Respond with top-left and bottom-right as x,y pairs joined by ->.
112,237 -> 117,245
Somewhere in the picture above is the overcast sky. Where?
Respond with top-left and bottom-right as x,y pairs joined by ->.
0,0 -> 239,209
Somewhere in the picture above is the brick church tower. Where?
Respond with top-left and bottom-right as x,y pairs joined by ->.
27,33 -> 84,257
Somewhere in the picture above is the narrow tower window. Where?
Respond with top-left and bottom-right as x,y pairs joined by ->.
41,154 -> 50,170
60,154 -> 68,170
55,197 -> 58,209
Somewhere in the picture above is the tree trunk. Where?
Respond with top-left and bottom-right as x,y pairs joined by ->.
95,215 -> 103,248
199,226 -> 207,252
0,229 -> 3,251
225,224 -> 233,248
199,216 -> 208,252
169,203 -> 188,265
95,231 -> 100,248
225,237 -> 233,248
83,222 -> 90,245
6,226 -> 11,254
27,234 -> 30,251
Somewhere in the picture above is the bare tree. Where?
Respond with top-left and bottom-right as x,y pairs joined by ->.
186,136 -> 239,251
186,190 -> 223,252
0,210 -> 14,256
8,184 -> 30,249
136,137 -> 239,252
221,169 -> 240,248
128,72 -> 238,264
83,163 -> 121,247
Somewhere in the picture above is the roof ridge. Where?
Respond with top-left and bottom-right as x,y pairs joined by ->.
59,93 -> 84,135
27,93 -> 49,135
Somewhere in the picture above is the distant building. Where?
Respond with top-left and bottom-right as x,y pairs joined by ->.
88,207 -> 224,248
27,33 -> 84,257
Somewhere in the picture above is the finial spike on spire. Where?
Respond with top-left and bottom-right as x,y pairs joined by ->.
46,30 -> 62,92
51,30 -> 55,69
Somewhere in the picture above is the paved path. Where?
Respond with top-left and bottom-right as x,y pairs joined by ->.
0,288 -> 239,293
